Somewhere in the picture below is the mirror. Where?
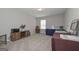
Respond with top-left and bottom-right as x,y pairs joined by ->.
70,20 -> 79,35
70,22 -> 77,31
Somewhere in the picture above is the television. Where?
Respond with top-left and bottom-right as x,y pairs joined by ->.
11,28 -> 20,33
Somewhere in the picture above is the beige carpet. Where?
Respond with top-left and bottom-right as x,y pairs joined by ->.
6,34 -> 52,51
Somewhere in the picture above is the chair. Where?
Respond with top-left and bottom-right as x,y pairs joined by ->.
0,34 -> 8,51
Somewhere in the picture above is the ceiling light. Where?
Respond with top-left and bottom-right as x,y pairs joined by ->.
37,8 -> 43,11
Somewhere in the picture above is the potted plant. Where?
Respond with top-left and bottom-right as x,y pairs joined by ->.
20,24 -> 26,31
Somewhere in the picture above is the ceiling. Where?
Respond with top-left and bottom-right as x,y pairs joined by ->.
19,8 -> 66,17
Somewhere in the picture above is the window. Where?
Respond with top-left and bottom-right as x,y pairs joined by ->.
40,20 -> 46,29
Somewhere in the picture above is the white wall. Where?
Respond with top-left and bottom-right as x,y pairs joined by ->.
64,8 -> 79,32
36,14 -> 64,34
0,9 -> 36,41
36,14 -> 64,29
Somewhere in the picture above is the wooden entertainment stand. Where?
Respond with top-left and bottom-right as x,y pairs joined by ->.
11,30 -> 30,41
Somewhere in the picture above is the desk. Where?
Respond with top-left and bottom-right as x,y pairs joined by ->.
0,34 -> 7,44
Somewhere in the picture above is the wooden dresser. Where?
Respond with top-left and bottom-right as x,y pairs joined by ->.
52,33 -> 79,51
